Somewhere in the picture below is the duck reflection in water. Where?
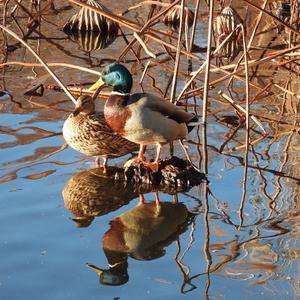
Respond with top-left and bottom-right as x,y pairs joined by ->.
87,193 -> 192,286
62,167 -> 139,227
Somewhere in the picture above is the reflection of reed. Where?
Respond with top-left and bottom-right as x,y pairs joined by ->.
87,198 -> 191,285
195,207 -> 300,297
64,30 -> 118,51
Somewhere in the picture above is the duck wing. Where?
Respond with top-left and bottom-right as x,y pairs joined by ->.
129,93 -> 197,126
87,112 -> 138,155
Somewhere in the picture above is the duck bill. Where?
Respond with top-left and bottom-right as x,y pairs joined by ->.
86,263 -> 104,276
89,79 -> 106,91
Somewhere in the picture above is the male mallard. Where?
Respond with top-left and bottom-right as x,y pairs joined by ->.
87,198 -> 190,286
63,95 -> 138,172
90,63 -> 197,172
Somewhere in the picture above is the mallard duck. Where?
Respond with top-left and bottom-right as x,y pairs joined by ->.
87,198 -> 190,286
62,167 -> 138,227
63,95 -> 138,172
89,63 -> 198,172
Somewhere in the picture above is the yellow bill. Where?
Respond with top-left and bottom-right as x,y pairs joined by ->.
89,79 -> 105,91
86,263 -> 104,276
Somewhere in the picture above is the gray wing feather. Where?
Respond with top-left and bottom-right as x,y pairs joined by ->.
129,93 -> 196,124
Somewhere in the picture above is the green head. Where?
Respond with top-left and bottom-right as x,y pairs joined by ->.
90,63 -> 133,94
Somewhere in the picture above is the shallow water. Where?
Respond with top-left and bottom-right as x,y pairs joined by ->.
0,1 -> 300,300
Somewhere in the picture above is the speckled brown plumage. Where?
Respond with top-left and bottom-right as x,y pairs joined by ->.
62,168 -> 139,227
63,109 -> 138,159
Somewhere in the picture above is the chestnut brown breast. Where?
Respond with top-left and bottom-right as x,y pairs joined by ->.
104,94 -> 132,136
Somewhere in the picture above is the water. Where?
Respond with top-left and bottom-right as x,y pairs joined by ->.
0,1 -> 299,299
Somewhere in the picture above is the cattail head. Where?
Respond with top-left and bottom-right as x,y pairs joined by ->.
63,0 -> 119,35
214,6 -> 243,61
162,5 -> 194,30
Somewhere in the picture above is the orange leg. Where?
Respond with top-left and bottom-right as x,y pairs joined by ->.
154,191 -> 160,206
95,157 -> 101,167
124,144 -> 146,168
139,194 -> 145,205
142,145 -> 162,173
102,155 -> 108,174
95,156 -> 108,174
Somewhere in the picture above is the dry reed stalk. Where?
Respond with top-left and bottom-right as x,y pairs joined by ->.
133,32 -> 157,59
227,0 -> 267,87
241,0 -> 300,36
202,0 -> 214,125
222,135 -> 267,154
121,0 -> 168,14
238,24 -> 250,229
274,83 -> 300,101
219,122 -> 244,153
189,0 -> 201,51
177,26 -> 243,102
170,0 -> 185,103
68,0 -> 208,64
68,0 -> 177,40
0,61 -> 101,75
219,91 -> 266,134
214,6 -> 243,61
118,0 -> 180,61
0,24 -> 77,104
220,44 -> 300,71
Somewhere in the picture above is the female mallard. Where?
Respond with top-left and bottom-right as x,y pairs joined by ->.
90,63 -> 197,172
63,95 -> 138,172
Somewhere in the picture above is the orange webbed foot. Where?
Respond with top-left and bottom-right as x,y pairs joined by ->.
142,161 -> 160,173
124,157 -> 143,168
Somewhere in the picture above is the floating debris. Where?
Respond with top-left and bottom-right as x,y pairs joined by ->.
214,6 -> 243,61
63,0 -> 118,34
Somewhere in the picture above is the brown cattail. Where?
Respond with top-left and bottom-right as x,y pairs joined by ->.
214,6 -> 243,61
63,0 -> 118,35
